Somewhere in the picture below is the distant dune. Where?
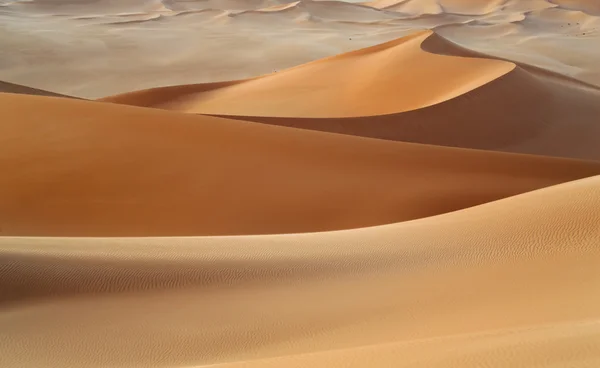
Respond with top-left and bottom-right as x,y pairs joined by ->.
2,0 -> 599,97
2,1 -> 600,367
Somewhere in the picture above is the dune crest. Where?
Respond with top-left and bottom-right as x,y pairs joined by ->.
102,30 -> 516,117
224,64 -> 600,160
102,30 -> 600,161
2,1 -> 600,367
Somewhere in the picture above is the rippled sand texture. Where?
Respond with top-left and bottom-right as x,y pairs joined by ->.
2,0 -> 600,367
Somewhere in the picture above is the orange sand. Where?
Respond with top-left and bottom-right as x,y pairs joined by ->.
2,1 -> 600,367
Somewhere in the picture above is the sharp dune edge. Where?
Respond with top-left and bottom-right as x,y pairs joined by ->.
101,30 -> 600,160
2,0 -> 600,367
101,31 -> 518,117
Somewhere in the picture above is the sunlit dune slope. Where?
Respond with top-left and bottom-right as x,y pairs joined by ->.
101,30 -> 600,160
2,175 -> 600,367
101,30 -> 515,117
2,92 -> 599,236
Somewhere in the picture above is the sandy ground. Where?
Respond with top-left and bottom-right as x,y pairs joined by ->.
2,0 -> 600,367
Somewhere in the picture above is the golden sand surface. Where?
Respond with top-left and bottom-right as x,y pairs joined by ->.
1,0 -> 600,367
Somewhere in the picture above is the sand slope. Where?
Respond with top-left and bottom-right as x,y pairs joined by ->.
101,31 -> 516,117
224,64 -> 600,160
0,80 -> 75,98
2,2 -> 600,367
102,30 -> 600,160
2,175 -> 600,367
2,91 -> 600,236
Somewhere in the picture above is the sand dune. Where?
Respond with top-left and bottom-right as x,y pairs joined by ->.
3,0 -> 599,97
2,175 -> 600,366
5,0 -> 170,15
218,65 -> 600,160
102,31 -> 515,116
550,0 -> 600,16
0,80 -> 75,98
2,91 -> 600,236
102,31 -> 600,160
2,1 -> 600,367
378,0 -> 444,14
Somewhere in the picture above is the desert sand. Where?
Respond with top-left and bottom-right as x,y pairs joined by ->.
2,0 -> 600,367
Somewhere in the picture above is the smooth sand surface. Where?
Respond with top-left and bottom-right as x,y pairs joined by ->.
102,30 -> 600,160
3,92 -> 600,236
2,0 -> 600,367
101,31 -> 517,117
2,175 -> 600,367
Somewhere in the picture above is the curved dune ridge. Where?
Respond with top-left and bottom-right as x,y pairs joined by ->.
3,92 -> 600,236
102,30 -> 600,160
102,30 -> 516,117
2,175 -> 600,366
2,1 -> 600,367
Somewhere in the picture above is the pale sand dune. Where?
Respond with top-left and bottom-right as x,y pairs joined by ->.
5,0 -> 169,15
2,92 -> 600,236
3,0 -> 599,97
501,0 -> 556,13
1,175 -> 600,366
361,0 -> 410,9
231,0 -> 404,22
437,0 -> 505,15
380,0 -> 444,14
550,0 -> 600,15
230,1 -> 401,24
102,30 -> 600,160
251,1 -> 300,12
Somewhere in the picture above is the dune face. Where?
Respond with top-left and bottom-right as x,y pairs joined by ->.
213,65 -> 600,161
3,0 -> 600,367
2,175 -> 600,367
102,31 -> 600,161
3,92 -> 599,236
102,31 -> 516,117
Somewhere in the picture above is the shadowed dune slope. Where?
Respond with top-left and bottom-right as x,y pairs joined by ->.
221,65 -> 600,161
2,92 -> 600,236
550,0 -> 600,15
2,175 -> 600,367
0,81 -> 75,99
101,31 -> 600,160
